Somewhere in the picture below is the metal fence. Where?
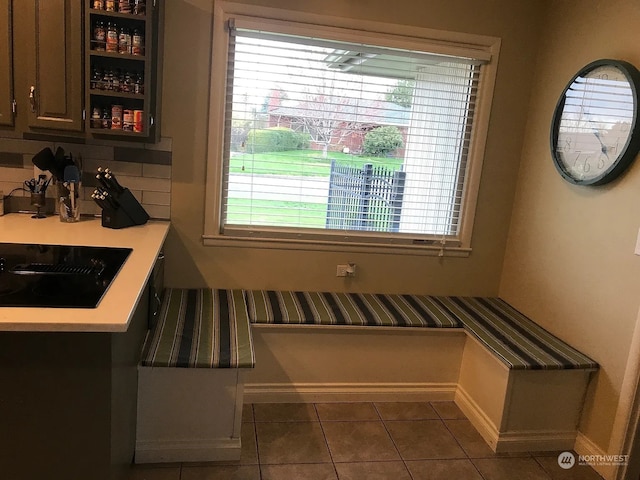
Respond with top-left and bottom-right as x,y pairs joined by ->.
326,161 -> 406,232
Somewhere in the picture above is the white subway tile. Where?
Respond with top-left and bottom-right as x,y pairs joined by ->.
83,158 -> 143,177
116,175 -> 170,193
54,143 -> 114,162
142,191 -> 170,206
0,166 -> 35,183
0,138 -> 54,155
0,181 -> 26,197
142,204 -> 170,220
145,137 -> 173,152
142,163 -> 171,179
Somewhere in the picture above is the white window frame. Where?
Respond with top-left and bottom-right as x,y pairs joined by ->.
203,1 -> 501,256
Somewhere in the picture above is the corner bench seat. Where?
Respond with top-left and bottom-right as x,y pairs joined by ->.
245,290 -> 599,453
244,290 -> 598,371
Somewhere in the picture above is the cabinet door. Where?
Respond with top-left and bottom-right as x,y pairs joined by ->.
0,0 -> 14,127
20,0 -> 83,132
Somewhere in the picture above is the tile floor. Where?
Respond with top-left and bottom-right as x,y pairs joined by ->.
129,401 -> 604,480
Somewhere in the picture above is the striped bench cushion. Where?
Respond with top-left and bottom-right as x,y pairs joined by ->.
428,297 -> 598,371
140,288 -> 255,369
244,290 -> 462,328
245,290 -> 598,371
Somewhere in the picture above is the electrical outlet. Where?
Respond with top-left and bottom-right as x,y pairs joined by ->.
336,263 -> 356,277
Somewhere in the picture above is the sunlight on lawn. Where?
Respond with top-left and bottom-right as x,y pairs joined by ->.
229,149 -> 403,176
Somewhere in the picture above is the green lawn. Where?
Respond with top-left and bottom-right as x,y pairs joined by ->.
229,149 -> 403,177
226,198 -> 326,227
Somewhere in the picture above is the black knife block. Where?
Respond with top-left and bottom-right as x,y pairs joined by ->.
101,188 -> 150,229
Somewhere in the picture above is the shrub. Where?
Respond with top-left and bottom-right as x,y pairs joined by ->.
362,126 -> 404,157
246,127 -> 310,153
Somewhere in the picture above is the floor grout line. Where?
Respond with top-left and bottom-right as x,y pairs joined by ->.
313,402 -> 341,479
138,402 -> 600,480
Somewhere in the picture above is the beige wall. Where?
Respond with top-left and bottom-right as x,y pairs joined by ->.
500,0 -> 640,453
162,0 -> 547,294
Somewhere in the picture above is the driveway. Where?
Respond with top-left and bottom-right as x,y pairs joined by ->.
227,173 -> 330,204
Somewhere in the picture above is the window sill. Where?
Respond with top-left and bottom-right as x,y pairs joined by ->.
201,233 -> 472,257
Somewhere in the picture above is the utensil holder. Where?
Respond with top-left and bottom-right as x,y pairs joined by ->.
30,192 -> 46,219
58,183 -> 81,223
101,188 -> 149,229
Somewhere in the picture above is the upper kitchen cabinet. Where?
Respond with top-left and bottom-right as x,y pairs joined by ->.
0,0 -> 15,128
85,0 -> 163,141
15,0 -> 84,132
0,0 -> 162,142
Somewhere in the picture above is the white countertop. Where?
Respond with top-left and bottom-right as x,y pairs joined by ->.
0,214 -> 170,332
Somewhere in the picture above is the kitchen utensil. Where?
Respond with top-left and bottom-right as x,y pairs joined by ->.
31,147 -> 56,172
24,179 -> 37,192
60,165 -> 81,223
104,171 -> 125,193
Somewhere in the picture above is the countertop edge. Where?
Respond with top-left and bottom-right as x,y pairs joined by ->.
0,215 -> 170,332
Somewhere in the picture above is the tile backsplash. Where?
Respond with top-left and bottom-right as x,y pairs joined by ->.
0,138 -> 172,219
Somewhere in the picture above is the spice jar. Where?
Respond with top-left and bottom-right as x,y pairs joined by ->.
131,29 -> 144,55
121,71 -> 133,93
133,0 -> 145,15
101,109 -> 112,129
106,22 -> 118,52
93,20 -> 106,51
93,0 -> 105,9
91,107 -> 103,129
112,68 -> 121,92
105,0 -> 116,11
102,68 -> 114,90
118,27 -> 131,54
123,109 -> 134,131
134,71 -> 144,94
90,66 -> 103,90
118,0 -> 131,13
133,110 -> 144,133
111,105 -> 123,130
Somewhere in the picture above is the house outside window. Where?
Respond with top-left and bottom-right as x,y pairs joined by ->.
204,3 -> 500,254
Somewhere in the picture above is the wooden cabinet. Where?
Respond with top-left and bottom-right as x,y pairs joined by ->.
0,0 -> 162,141
0,0 -> 14,127
85,0 -> 162,141
0,286 -> 150,480
16,0 -> 84,132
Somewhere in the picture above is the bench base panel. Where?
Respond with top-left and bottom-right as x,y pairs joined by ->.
135,368 -> 245,464
246,325 -> 466,403
457,336 -> 594,453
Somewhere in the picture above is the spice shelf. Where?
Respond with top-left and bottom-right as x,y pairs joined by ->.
90,90 -> 146,100
85,0 -> 162,141
89,8 -> 147,21
90,51 -> 147,62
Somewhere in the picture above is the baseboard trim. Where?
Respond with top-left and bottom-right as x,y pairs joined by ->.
243,382 -> 457,403
135,437 -> 241,464
574,432 -> 617,480
455,385 -> 501,450
456,385 -> 577,453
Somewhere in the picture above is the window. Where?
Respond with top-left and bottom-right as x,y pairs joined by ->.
204,4 -> 500,254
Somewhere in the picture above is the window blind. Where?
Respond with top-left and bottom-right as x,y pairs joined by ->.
221,22 -> 483,242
